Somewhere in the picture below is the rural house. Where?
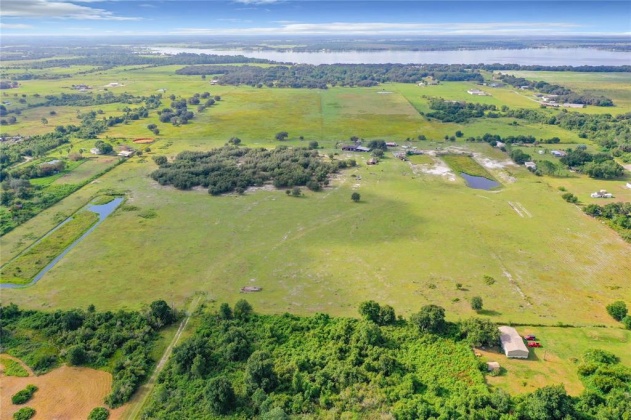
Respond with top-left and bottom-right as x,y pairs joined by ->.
499,326 -> 529,359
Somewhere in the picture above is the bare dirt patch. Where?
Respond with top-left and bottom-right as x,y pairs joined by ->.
133,138 -> 155,144
0,365 -> 125,420
408,154 -> 456,182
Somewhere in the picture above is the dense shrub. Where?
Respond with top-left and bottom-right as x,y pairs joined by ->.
87,407 -> 109,420
12,407 -> 35,420
11,385 -> 37,405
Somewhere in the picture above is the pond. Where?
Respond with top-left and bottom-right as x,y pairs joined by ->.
0,197 -> 124,289
461,173 -> 501,190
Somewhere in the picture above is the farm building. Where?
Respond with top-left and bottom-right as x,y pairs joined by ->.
626,183 -> 631,189
118,150 -> 135,158
487,362 -> 501,372
90,148 -> 102,155
551,150 -> 566,157
524,161 -> 537,170
499,326 -> 529,359
341,145 -> 371,152
385,142 -> 398,147
591,190 -> 613,198
467,89 -> 488,96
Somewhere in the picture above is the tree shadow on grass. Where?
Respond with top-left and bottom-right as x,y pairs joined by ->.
478,309 -> 502,316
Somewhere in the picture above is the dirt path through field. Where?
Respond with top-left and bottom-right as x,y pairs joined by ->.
123,295 -> 202,420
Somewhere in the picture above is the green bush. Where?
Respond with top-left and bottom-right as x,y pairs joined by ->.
606,301 -> 628,321
12,385 -> 38,405
88,407 -> 110,420
13,407 -> 35,420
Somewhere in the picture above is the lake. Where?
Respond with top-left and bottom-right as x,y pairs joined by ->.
152,47 -> 631,66
460,173 -> 501,190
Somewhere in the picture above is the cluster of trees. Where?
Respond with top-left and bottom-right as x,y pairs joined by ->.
605,301 -> 631,328
584,203 -> 631,242
0,132 -> 70,170
425,98 -> 497,123
0,301 -> 177,408
0,80 -> 19,89
176,64 -> 483,88
467,134 -> 560,145
143,301 -> 630,419
157,99 -> 195,126
498,74 -> 613,106
504,108 -> 631,147
151,146 -> 353,195
560,149 -> 624,179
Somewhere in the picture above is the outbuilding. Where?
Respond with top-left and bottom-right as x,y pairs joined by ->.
499,326 -> 529,359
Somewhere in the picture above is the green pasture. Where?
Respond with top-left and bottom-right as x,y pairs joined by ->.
2,143 -> 629,328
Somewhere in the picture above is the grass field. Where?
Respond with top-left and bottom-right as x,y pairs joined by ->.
480,326 -> 631,396
1,65 -> 630,396
1,70 -> 629,320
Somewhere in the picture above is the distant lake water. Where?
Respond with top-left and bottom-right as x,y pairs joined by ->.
152,47 -> 631,66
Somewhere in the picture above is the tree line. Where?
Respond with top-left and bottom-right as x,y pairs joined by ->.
175,64 -> 483,88
497,74 -> 614,106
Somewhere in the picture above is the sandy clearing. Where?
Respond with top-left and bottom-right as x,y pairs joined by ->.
409,156 -> 457,182
0,365 -> 125,420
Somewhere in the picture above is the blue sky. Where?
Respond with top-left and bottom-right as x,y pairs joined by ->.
0,1 -> 629,37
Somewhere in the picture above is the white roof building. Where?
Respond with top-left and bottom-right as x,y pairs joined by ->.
499,326 -> 529,359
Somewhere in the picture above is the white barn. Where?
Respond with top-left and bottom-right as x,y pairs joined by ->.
499,326 -> 529,359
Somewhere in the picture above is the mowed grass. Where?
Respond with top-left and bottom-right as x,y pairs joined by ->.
442,154 -> 497,180
51,156 -> 120,186
481,326 -> 631,396
1,210 -> 98,284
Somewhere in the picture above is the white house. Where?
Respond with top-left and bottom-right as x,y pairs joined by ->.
524,162 -> 537,170
90,148 -> 102,155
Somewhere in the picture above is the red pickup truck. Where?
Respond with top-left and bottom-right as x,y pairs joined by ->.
527,342 -> 542,348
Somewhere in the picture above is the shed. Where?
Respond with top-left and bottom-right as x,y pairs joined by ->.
499,326 -> 529,359
487,362 -> 501,372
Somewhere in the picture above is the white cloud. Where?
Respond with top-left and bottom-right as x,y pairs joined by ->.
172,21 -> 585,36
0,23 -> 33,29
0,0 -> 140,20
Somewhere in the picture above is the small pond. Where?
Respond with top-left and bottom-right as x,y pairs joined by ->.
460,173 -> 501,190
1,197 -> 124,289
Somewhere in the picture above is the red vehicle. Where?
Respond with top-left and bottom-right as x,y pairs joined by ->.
527,341 -> 542,348
524,335 -> 536,341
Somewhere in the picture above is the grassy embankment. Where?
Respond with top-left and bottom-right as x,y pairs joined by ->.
441,154 -> 498,180
0,210 -> 98,285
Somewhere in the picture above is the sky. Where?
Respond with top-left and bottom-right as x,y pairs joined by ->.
0,0 -> 629,37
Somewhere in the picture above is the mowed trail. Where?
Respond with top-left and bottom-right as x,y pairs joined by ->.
123,295 -> 202,420
0,364 -> 125,420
